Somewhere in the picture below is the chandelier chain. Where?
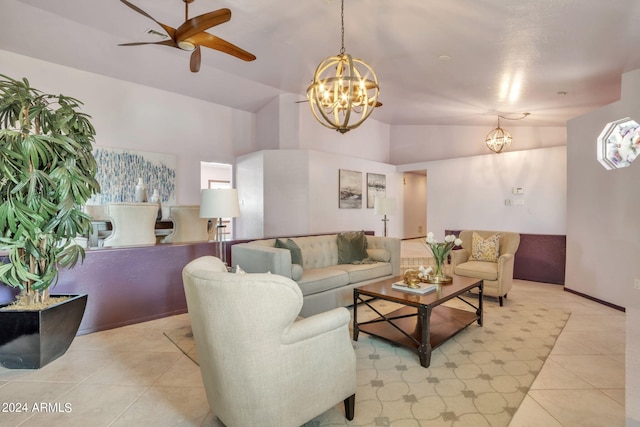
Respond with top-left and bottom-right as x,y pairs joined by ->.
497,112 -> 530,121
340,0 -> 345,54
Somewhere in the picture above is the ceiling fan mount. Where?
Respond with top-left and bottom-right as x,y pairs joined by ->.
119,0 -> 256,73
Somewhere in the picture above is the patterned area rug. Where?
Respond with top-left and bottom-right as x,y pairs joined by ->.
164,298 -> 569,427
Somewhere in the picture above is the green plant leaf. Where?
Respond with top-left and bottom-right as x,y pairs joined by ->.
0,74 -> 100,295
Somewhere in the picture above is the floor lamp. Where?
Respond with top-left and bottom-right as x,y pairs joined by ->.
374,196 -> 396,237
200,188 -> 240,266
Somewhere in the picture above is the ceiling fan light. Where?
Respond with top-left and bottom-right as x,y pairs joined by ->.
178,41 -> 196,51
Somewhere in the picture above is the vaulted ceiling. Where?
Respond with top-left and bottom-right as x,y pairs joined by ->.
3,0 -> 640,128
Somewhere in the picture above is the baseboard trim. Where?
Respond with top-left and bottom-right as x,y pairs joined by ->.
563,287 -> 625,312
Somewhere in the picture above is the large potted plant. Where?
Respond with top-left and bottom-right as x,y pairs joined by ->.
0,74 -> 100,369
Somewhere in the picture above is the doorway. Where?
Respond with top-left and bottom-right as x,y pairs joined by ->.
200,162 -> 234,238
402,171 -> 427,239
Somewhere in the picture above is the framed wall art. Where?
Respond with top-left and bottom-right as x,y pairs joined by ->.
339,169 -> 362,209
366,173 -> 386,208
89,146 -> 177,205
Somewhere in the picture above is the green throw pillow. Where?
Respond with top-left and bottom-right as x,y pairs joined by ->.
275,238 -> 303,265
337,230 -> 368,264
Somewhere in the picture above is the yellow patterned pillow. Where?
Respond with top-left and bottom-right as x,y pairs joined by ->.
470,232 -> 500,262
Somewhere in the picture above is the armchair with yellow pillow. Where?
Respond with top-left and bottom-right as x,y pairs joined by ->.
450,230 -> 520,306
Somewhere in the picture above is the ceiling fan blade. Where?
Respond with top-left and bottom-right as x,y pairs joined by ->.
175,9 -> 232,42
119,0 -> 176,39
188,32 -> 256,62
190,46 -> 202,73
118,40 -> 178,48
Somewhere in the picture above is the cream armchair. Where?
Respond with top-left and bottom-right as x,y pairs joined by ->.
451,230 -> 520,306
182,256 -> 356,427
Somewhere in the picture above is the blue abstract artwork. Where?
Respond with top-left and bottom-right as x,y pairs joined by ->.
89,146 -> 177,205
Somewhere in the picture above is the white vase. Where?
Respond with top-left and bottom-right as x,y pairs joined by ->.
150,189 -> 162,220
134,178 -> 147,203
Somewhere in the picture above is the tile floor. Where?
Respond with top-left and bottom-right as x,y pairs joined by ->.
403,238 -> 627,426
0,240 -> 626,426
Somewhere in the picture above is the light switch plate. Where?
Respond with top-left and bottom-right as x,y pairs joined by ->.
512,187 -> 524,194
635,278 -> 640,290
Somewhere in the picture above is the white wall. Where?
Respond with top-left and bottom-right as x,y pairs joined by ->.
235,150 -> 401,239
390,125 -> 566,163
255,94 -> 301,151
0,49 -> 256,205
298,106 -> 392,163
308,151 -> 401,237
566,69 -> 640,425
397,146 -> 567,241
566,69 -> 640,309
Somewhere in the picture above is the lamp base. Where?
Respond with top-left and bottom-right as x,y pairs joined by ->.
381,215 -> 389,237
216,222 -> 228,266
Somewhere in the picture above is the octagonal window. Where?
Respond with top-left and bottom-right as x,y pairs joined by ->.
597,117 -> 640,170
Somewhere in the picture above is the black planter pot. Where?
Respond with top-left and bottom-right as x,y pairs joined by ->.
0,294 -> 88,369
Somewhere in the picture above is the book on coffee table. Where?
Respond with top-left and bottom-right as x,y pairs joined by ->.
391,282 -> 437,295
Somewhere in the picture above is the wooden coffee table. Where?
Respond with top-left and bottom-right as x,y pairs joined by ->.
353,275 -> 483,368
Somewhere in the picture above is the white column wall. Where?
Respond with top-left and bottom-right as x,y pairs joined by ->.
255,94 -> 301,150
235,152 -> 265,239
263,150 -> 310,237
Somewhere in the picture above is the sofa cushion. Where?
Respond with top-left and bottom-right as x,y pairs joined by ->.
296,268 -> 350,296
276,238 -> 303,265
291,235 -> 339,269
367,248 -> 391,262
328,262 -> 392,284
337,230 -> 367,264
470,232 -> 500,262
454,260 -> 498,281
291,264 -> 303,281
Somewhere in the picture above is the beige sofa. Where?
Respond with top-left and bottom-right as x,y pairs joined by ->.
231,233 -> 401,317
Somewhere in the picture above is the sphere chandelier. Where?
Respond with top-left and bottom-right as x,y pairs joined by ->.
485,113 -> 530,154
485,116 -> 513,154
306,0 -> 379,134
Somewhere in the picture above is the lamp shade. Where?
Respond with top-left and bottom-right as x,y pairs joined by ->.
374,196 -> 396,215
199,189 -> 240,219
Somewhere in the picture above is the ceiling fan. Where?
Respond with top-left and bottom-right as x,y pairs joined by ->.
118,0 -> 256,73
